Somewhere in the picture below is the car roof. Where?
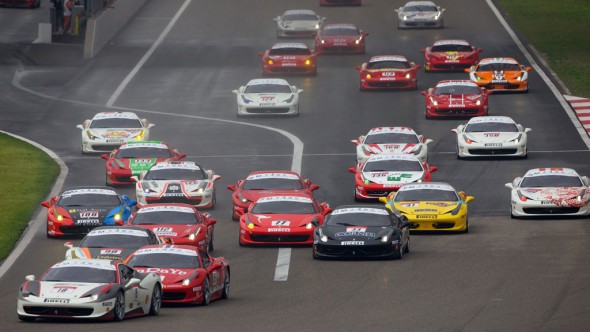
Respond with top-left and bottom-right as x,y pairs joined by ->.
272,42 -> 309,49
367,127 -> 417,135
91,112 -> 140,120
478,57 -> 519,65
135,203 -> 198,214
283,9 -> 317,15
432,39 -> 470,46
435,80 -> 479,87
254,194 -> 314,204
466,116 -> 516,124
524,168 -> 579,177
247,78 -> 290,85
398,182 -> 456,192
149,161 -> 200,170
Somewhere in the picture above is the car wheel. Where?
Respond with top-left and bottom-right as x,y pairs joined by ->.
464,219 -> 469,233
46,224 -> 53,238
403,237 -> 410,253
210,192 -> 216,209
201,278 -> 211,306
113,291 -> 125,321
231,210 -> 239,221
312,249 -> 321,260
149,284 -> 162,316
18,315 -> 36,322
208,233 -> 214,253
221,271 -> 230,299
510,206 -> 518,219
392,243 -> 403,260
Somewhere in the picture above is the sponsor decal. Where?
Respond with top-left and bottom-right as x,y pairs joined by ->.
426,202 -> 455,207
341,241 -> 364,245
401,203 -> 419,208
345,227 -> 367,232
484,133 -> 501,137
168,185 -> 180,191
260,96 -> 275,102
335,232 -> 376,237
136,268 -> 188,275
388,174 -> 413,182
484,143 -> 502,147
80,211 -> 99,218
268,228 -> 291,232
76,219 -> 101,226
51,286 -> 77,294
332,207 -> 388,215
271,220 -> 291,226
103,302 -> 113,306
44,298 -> 70,303
416,215 -> 437,219
100,249 -> 122,255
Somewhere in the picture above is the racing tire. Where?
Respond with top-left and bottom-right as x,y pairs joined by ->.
221,272 -> 230,299
456,145 -> 463,160
464,220 -> 469,234
18,315 -> 36,322
208,234 -> 214,253
46,224 -> 53,238
210,192 -> 216,209
392,244 -> 403,260
231,211 -> 239,221
113,291 -> 125,321
312,249 -> 321,260
201,278 -> 211,306
403,237 -> 410,253
148,285 -> 162,316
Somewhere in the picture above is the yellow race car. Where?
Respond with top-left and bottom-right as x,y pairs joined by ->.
380,182 -> 473,233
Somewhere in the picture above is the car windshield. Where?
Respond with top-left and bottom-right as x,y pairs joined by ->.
322,28 -> 359,36
127,253 -> 200,269
131,211 -> 199,225
365,133 -> 419,144
143,168 -> 206,181
90,118 -> 143,129
366,61 -> 410,70
42,266 -> 116,283
58,193 -> 121,207
80,234 -> 152,249
477,63 -> 521,71
363,160 -> 423,172
269,48 -> 311,56
244,84 -> 292,94
394,189 -> 458,202
430,45 -> 472,52
465,122 -> 519,132
116,147 -> 172,158
520,175 -> 583,188
251,201 -> 317,214
434,85 -> 481,95
325,212 -> 392,227
243,178 -> 303,190
403,5 -> 438,12
283,13 -> 318,21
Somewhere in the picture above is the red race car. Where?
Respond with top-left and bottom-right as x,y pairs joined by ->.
127,204 -> 216,252
355,55 -> 420,90
227,170 -> 320,220
0,0 -> 40,8
101,141 -> 186,185
422,80 -> 490,119
238,194 -> 332,246
259,42 -> 317,76
314,24 -> 368,54
125,245 -> 229,305
320,0 -> 361,6
421,39 -> 482,72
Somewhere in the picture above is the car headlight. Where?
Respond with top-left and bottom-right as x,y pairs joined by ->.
238,192 -> 248,204
412,145 -> 423,156
283,95 -> 295,103
435,13 -> 441,20
320,39 -> 325,44
86,131 -> 99,140
450,204 -> 462,216
509,134 -> 522,144
355,39 -> 361,45
462,135 -> 475,144
306,222 -> 313,229
241,95 -> 252,104
314,24 -> 319,29
476,99 -> 481,106
429,97 -> 438,106
267,59 -> 274,65
90,294 -> 99,301
132,130 -> 145,140
405,73 -> 411,79
403,16 -> 408,21
188,228 -> 201,241
381,235 -> 389,243
305,59 -> 311,65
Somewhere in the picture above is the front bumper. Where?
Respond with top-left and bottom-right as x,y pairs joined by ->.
239,226 -> 314,245
316,43 -> 364,54
313,242 -> 399,259
405,214 -> 467,232
476,80 -> 528,92
17,296 -> 114,320
263,64 -> 316,75
457,141 -> 526,158
426,104 -> 487,118
425,60 -> 475,71
355,184 -> 403,200
237,103 -> 299,116
360,77 -> 417,90
511,200 -> 590,217
398,19 -> 443,29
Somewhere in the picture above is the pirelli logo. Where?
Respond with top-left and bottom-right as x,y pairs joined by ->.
44,298 -> 70,303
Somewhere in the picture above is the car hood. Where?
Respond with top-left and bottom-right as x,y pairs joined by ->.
38,282 -> 110,299
133,267 -> 195,285
242,93 -> 293,103
320,35 -> 359,44
362,143 -> 420,154
401,11 -> 440,20
463,132 -> 521,143
117,158 -> 169,173
134,224 -> 200,239
519,187 -> 589,204
87,128 -> 143,139
280,20 -> 319,29
60,207 -> 112,222
246,213 -> 318,228
141,180 -> 207,193
362,171 -> 423,185
432,94 -> 482,105
321,225 -> 391,240
476,71 -> 522,80
394,201 -> 459,214
239,190 -> 305,203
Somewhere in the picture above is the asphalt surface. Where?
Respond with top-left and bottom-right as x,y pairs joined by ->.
1,0 -> 590,331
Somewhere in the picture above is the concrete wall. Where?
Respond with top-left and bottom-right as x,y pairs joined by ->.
83,0 -> 148,58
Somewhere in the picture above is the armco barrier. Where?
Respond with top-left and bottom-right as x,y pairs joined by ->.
83,0 -> 148,58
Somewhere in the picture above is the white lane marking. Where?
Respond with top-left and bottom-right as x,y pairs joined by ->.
0,131 -> 68,279
106,0 -> 192,107
274,248 -> 292,281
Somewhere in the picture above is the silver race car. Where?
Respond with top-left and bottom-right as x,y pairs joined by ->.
351,127 -> 432,163
395,1 -> 445,29
232,78 -> 303,117
274,9 -> 325,38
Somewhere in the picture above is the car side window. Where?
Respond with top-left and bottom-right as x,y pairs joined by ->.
199,250 -> 210,269
119,265 -> 133,284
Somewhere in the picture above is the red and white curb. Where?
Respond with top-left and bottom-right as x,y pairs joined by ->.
564,95 -> 590,134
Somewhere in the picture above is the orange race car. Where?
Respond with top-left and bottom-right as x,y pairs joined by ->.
465,57 -> 532,93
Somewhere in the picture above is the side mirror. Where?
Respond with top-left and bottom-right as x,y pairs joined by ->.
101,154 -> 109,160
378,197 -> 388,204
415,64 -> 422,70
420,49 -> 425,54
525,66 -> 532,72
477,48 -> 483,53
524,128 -> 532,133
354,65 -> 361,71
236,207 -> 246,217
420,91 -> 427,96
429,166 -> 438,173
424,138 -> 433,145
310,184 -> 320,191
485,89 -> 492,95
76,124 -> 84,130
41,201 -> 50,208
128,199 -> 137,208
258,52 -> 264,57
212,174 -> 221,182
297,89 -> 304,93
348,167 -> 357,174
505,183 -> 514,189
177,153 -> 187,159
227,184 -> 236,191
464,68 -> 471,73
25,275 -> 35,281
207,218 -> 217,226
232,89 -> 238,94
64,241 -> 73,249
451,129 -> 459,134
148,123 -> 155,129
125,278 -> 141,289
130,176 -> 139,183
464,196 -> 475,203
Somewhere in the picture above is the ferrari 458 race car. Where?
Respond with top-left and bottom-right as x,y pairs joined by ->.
42,186 -> 136,238
232,78 -> 302,117
259,43 -> 317,75
380,182 -> 473,232
351,126 -> 432,164
132,161 -> 220,209
355,55 -> 421,90
101,141 -> 186,185
466,57 -> 532,92
421,39 -> 482,72
237,194 -> 332,246
227,170 -> 320,220
274,9 -> 325,38
396,1 -> 445,29
127,204 -> 216,252
77,112 -> 154,154
349,154 -> 437,201
312,205 -> 410,259
452,116 -> 531,159
125,245 -> 229,305
422,80 -> 490,119
314,23 -> 368,54
505,168 -> 590,218
17,259 -> 162,322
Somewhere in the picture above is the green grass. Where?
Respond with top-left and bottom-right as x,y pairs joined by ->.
0,133 -> 59,260
497,0 -> 590,96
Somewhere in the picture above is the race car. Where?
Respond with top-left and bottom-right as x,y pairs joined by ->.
320,0 -> 361,6
421,39 -> 482,72
395,1 -> 445,29
17,259 -> 162,322
422,80 -> 490,119
125,245 -> 229,305
41,186 -> 137,238
349,154 -> 437,201
64,226 -> 163,261
355,55 -> 421,90
274,9 -> 325,38
127,204 -> 216,252
314,23 -> 368,54
465,57 -> 532,92
351,126 -> 432,164
232,78 -> 302,117
101,141 -> 186,186
0,0 -> 40,8
259,43 -> 317,76
312,205 -> 410,260
451,116 -> 531,159
237,194 -> 332,246
227,170 -> 320,220
132,161 -> 220,209
505,168 -> 590,218
76,112 -> 154,154
379,182 -> 473,233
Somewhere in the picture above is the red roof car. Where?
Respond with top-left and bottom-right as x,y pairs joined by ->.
421,39 -> 482,72
314,24 -> 368,54
259,42 -> 317,76
356,55 -> 420,90
422,80 -> 490,119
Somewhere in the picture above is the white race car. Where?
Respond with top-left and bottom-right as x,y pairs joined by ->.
395,1 -> 445,29
133,161 -> 221,209
351,127 -> 432,164
232,78 -> 303,117
451,116 -> 531,159
17,259 -> 162,322
505,168 -> 590,218
274,9 -> 325,38
76,112 -> 154,153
